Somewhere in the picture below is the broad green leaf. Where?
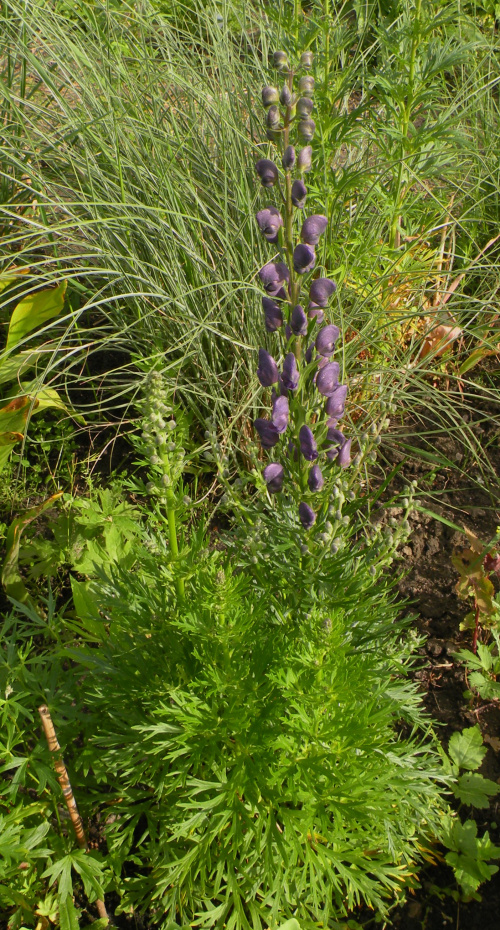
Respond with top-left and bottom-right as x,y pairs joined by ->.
0,395 -> 37,433
454,772 -> 500,808
2,492 -> 63,602
448,726 -> 486,771
6,281 -> 67,351
0,274 -> 24,294
0,349 -> 44,386
70,577 -> 106,640
0,430 -> 23,447
81,920 -> 109,930
58,895 -> 80,930
468,672 -> 500,701
20,383 -> 86,425
278,921 -> 301,930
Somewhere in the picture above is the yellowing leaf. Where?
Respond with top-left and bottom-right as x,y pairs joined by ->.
6,281 -> 67,351
419,322 -> 462,360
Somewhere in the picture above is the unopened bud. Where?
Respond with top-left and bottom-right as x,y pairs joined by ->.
280,84 -> 293,107
266,105 -> 280,130
168,419 -> 176,431
262,85 -> 279,108
273,50 -> 289,72
300,51 -> 314,69
298,75 -> 315,94
183,495 -> 191,505
298,118 -> 315,142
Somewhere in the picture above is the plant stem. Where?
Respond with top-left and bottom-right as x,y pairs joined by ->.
161,452 -> 185,603
389,0 -> 421,249
472,597 -> 480,655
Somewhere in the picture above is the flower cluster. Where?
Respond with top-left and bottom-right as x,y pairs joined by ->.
253,51 -> 351,531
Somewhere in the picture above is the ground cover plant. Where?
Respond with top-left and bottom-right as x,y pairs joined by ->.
1,0 -> 500,928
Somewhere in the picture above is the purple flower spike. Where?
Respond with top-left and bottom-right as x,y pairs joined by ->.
256,207 -> 283,243
299,424 -> 318,461
325,384 -> 348,419
263,462 -> 284,493
301,215 -> 328,246
290,304 -> 308,336
308,304 -> 324,324
338,438 -> 352,468
309,278 -> 337,307
316,324 -> 340,357
293,243 -> 316,275
282,145 -> 296,169
272,395 -> 289,433
254,418 -> 280,449
257,348 -> 279,387
259,262 -> 290,296
256,159 -> 279,187
291,179 -> 307,209
316,361 -> 340,397
297,146 -> 312,172
308,464 -> 324,492
281,353 -> 299,391
326,427 -> 346,461
262,297 -> 283,332
299,502 -> 316,530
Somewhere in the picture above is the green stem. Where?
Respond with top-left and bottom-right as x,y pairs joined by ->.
161,453 -> 185,603
324,0 -> 330,96
389,0 -> 421,249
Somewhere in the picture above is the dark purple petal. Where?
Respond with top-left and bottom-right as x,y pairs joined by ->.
272,395 -> 289,433
299,424 -> 318,461
325,384 -> 347,418
290,304 -> 308,336
262,86 -> 279,108
316,361 -> 340,396
338,438 -> 352,468
309,278 -> 336,307
259,262 -> 290,296
263,462 -> 284,492
297,96 -> 314,119
293,243 -> 316,274
256,159 -> 279,187
327,427 -> 345,446
299,502 -> 316,529
256,207 -> 283,242
316,324 -> 340,357
254,418 -> 280,449
281,353 -> 299,391
291,179 -> 307,208
266,105 -> 280,130
297,146 -> 312,172
301,215 -> 328,246
262,297 -> 283,332
308,304 -> 324,324
308,464 -> 324,492
304,343 -> 314,364
280,84 -> 293,106
298,118 -> 315,142
257,348 -> 279,387
282,145 -> 295,169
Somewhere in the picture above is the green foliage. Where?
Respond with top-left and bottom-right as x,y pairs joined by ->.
442,817 -> 500,897
454,630 -> 500,702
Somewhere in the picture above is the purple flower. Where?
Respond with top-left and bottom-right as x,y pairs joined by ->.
298,119 -> 315,142
282,145 -> 296,169
308,304 -> 324,324
308,464 -> 324,492
299,502 -> 316,529
266,105 -> 280,130
262,297 -> 283,332
291,179 -> 307,208
316,355 -> 330,370
297,97 -> 314,119
309,278 -> 336,307
316,361 -> 340,397
299,424 -> 318,461
316,324 -> 340,357
256,159 -> 279,187
281,353 -> 299,391
280,84 -> 293,106
293,243 -> 316,274
325,384 -> 347,419
272,395 -> 289,433
338,438 -> 352,468
259,262 -> 290,296
256,207 -> 283,243
297,146 -> 312,172
262,86 -> 279,108
263,462 -> 284,493
290,304 -> 308,336
301,215 -> 328,246
257,348 -> 279,387
254,418 -> 280,449
326,429 -> 351,468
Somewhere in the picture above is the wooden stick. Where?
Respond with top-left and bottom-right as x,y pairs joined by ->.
38,705 -> 109,922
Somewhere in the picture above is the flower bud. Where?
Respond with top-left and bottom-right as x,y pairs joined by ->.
280,84 -> 293,106
309,277 -> 336,307
256,206 -> 283,243
299,424 -> 318,461
168,419 -> 176,430
273,50 -> 289,72
299,502 -> 316,530
297,96 -> 314,119
298,75 -> 315,94
316,323 -> 340,357
308,464 -> 324,492
262,297 -> 283,332
308,303 -> 324,324
254,418 -> 280,449
291,179 -> 307,209
272,394 -> 289,433
266,105 -> 280,130
262,85 -> 279,108
263,462 -> 284,493
290,304 -> 308,336
256,158 -> 279,188
300,51 -> 314,69
316,361 -> 340,397
259,261 -> 290,296
257,348 -> 279,387
301,214 -> 328,246
282,145 -> 296,169
298,118 -> 316,142
293,243 -> 316,274
325,384 -> 348,419
281,353 -> 299,392
297,145 -> 312,172
338,439 -> 352,469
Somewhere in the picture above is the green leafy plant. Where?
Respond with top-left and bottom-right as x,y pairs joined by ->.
454,631 -> 500,703
452,529 -> 500,652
